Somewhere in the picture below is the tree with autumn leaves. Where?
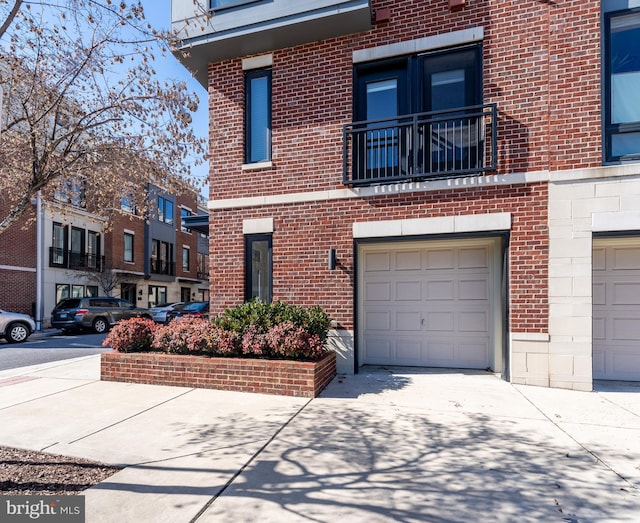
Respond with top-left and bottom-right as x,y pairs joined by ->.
0,0 -> 208,234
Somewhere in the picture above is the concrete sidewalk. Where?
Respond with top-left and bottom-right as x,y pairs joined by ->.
0,356 -> 639,522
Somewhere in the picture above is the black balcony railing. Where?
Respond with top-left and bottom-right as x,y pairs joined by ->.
150,258 -> 175,276
343,103 -> 497,186
49,247 -> 104,272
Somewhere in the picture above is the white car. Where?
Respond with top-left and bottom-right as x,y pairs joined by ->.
149,302 -> 184,323
0,309 -> 36,343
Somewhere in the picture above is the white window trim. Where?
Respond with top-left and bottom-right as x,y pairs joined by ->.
353,27 -> 484,64
243,54 -> 273,70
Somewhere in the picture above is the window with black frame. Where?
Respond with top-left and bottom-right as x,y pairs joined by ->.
351,45 -> 482,183
245,68 -> 272,164
245,234 -> 272,303
605,9 -> 640,162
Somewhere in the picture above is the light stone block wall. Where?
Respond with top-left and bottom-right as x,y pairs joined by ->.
327,329 -> 354,375
548,165 -> 640,391
510,333 -> 550,387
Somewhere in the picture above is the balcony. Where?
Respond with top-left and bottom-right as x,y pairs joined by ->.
172,0 -> 372,86
150,258 -> 175,276
49,248 -> 104,272
343,104 -> 497,186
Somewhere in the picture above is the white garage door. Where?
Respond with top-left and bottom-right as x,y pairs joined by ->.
359,238 -> 499,369
593,238 -> 640,381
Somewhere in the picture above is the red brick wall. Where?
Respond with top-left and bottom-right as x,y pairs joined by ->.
209,183 -> 548,334
0,204 -> 37,314
101,351 -> 337,398
104,212 -> 146,274
207,1 -> 601,201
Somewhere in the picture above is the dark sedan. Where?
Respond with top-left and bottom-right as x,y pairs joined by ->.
166,301 -> 209,322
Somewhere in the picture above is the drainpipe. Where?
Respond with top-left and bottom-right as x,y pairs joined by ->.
35,190 -> 44,331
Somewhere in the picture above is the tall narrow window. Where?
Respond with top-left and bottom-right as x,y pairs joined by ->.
51,223 -> 68,267
70,227 -> 85,269
605,10 -> 640,161
245,234 -> 272,302
245,69 -> 271,163
87,231 -> 100,270
182,246 -> 190,272
124,233 -> 134,263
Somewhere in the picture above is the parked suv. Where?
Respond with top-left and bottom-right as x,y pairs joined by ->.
0,309 -> 36,343
51,297 -> 151,334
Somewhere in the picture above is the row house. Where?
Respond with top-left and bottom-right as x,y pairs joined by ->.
172,0 -> 640,390
0,181 -> 209,328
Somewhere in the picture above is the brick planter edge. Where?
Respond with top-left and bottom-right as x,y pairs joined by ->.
101,350 -> 337,398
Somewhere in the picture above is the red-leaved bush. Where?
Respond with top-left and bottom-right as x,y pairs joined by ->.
106,301 -> 331,361
103,317 -> 158,353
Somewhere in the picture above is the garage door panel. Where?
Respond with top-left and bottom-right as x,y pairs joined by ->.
361,240 -> 494,369
396,281 -> 422,301
365,281 -> 391,301
364,311 -> 390,330
396,339 -> 422,363
426,280 -> 454,300
613,247 -> 640,269
396,311 -> 422,331
593,238 -> 640,381
426,311 -> 453,332
426,249 -> 454,269
459,247 -> 489,269
459,311 -> 488,332
364,252 -> 391,271
612,318 -> 640,341
459,279 -> 488,300
612,282 -> 640,305
395,250 -> 422,271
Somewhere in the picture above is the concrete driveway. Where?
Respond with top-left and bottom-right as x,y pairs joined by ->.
0,357 -> 638,522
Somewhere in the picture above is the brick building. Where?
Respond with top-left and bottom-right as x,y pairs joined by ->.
0,182 -> 209,328
172,0 -> 640,389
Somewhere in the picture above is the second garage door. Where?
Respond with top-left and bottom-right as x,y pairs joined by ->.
358,238 -> 502,370
593,237 -> 640,381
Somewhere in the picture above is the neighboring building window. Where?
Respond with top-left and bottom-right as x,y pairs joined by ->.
245,68 -> 271,163
54,177 -> 86,207
151,239 -> 174,275
72,285 -> 84,298
605,9 -> 640,162
245,234 -> 272,302
70,227 -> 85,269
148,285 -> 167,307
181,207 -> 192,233
121,193 -> 136,213
182,246 -> 190,272
197,252 -> 209,279
211,0 -> 257,11
55,284 -> 70,304
51,222 -> 67,267
87,231 -> 100,270
124,232 -> 134,263
157,196 -> 174,225
86,285 -> 99,297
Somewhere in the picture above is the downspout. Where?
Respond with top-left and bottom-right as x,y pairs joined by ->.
35,190 -> 44,331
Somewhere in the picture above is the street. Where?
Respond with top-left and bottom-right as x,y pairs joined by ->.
0,331 -> 110,371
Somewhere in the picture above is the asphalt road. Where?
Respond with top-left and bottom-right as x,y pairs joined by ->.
0,331 -> 110,371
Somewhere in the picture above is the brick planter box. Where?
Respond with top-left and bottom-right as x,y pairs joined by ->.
100,351 -> 337,398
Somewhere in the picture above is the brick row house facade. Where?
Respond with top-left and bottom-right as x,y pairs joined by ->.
0,183 -> 209,328
172,0 -> 640,390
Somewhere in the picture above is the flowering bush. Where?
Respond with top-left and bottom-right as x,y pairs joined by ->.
152,316 -> 216,354
107,301 -> 331,361
103,317 -> 157,353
